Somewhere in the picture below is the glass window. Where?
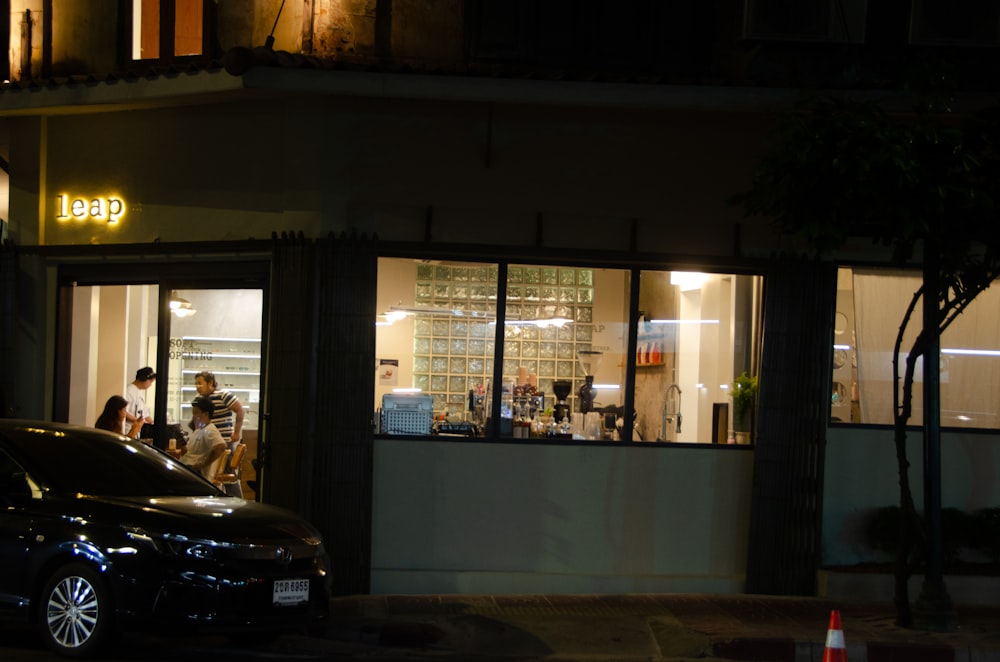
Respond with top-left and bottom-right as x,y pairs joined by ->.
633,271 -> 762,444
832,267 -> 1000,429
132,0 -> 204,60
376,258 -> 498,436
375,257 -> 763,443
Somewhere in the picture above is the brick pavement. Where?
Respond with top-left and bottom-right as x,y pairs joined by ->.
280,593 -> 1000,661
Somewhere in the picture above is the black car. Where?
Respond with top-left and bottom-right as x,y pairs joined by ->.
0,419 -> 330,657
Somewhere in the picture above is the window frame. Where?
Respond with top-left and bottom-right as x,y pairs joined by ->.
125,0 -> 213,65
830,265 -> 1000,431
374,251 -> 765,446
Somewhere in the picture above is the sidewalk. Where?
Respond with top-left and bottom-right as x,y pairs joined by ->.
275,593 -> 1000,661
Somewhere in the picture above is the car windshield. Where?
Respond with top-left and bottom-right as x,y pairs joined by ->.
0,423 -> 221,497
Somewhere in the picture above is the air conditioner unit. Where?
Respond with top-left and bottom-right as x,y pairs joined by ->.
743,0 -> 867,43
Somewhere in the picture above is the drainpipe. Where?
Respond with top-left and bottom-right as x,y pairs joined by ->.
19,10 -> 32,80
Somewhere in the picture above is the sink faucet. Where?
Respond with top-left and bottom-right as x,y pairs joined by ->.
661,384 -> 682,441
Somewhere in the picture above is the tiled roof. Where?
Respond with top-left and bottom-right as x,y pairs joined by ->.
2,46 -> 995,115
0,61 -> 226,93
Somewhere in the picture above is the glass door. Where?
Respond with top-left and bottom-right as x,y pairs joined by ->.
63,284 -> 265,432
165,288 -> 264,432
65,283 -> 161,431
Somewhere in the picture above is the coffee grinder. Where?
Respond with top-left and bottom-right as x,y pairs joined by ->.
552,380 -> 572,424
577,350 -> 603,414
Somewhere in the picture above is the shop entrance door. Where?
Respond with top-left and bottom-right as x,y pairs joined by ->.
57,269 -> 268,500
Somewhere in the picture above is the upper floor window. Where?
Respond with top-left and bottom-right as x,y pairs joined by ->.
132,0 -> 205,61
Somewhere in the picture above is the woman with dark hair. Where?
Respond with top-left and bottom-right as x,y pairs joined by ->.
95,395 -> 129,433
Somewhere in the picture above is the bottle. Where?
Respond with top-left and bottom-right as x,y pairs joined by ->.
531,413 -> 543,438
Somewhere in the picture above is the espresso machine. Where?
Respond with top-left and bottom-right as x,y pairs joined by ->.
576,350 -> 603,414
552,380 -> 572,424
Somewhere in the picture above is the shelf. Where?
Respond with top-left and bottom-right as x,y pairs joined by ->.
170,337 -> 262,431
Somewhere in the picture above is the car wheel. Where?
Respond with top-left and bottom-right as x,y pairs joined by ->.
38,563 -> 113,657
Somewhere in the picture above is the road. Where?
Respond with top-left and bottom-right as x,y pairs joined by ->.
0,623 -> 341,661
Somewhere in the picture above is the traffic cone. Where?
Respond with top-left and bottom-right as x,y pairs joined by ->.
822,609 -> 847,662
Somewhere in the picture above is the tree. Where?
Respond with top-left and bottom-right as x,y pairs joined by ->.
731,91 -> 1000,628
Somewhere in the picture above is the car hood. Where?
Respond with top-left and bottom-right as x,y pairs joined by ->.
63,494 -> 324,543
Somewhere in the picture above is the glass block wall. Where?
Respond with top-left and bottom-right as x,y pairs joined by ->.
411,263 -> 596,413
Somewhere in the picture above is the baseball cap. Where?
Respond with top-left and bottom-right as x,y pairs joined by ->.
136,367 -> 156,381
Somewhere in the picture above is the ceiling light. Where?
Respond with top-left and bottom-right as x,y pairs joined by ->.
168,291 -> 196,318
670,271 -> 709,291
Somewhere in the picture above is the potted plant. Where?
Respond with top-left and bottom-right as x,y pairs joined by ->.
731,371 -> 758,444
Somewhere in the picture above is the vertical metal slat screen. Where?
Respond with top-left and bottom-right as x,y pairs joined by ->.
265,232 -> 316,511
745,259 -> 837,595
0,240 -> 14,417
313,232 -> 377,596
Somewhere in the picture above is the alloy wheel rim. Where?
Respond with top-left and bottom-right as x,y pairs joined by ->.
46,576 -> 99,648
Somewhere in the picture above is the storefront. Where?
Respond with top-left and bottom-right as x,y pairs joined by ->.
0,81 -> 791,595
4,51 -> 997,598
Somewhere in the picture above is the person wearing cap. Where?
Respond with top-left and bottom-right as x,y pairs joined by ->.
123,367 -> 156,436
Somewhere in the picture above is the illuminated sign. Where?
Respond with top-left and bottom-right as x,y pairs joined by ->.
55,194 -> 126,224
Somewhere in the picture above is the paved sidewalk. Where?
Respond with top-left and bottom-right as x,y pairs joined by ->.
275,593 -> 1000,661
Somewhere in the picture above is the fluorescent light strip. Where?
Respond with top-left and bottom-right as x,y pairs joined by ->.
649,319 -> 720,325
942,348 -> 1000,357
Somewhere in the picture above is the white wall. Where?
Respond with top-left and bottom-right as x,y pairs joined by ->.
372,439 -> 755,594
823,425 -> 1000,566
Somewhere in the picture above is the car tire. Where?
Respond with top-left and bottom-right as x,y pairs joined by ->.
38,563 -> 113,658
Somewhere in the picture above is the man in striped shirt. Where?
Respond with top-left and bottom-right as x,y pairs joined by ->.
195,370 -> 246,496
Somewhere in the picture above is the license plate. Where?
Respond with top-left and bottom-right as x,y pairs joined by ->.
272,578 -> 310,606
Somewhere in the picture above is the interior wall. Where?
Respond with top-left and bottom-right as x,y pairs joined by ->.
375,258 -> 419,407
371,439 -> 755,594
96,285 -> 127,423
635,271 -> 676,441
69,286 -> 98,426
590,268 -> 628,408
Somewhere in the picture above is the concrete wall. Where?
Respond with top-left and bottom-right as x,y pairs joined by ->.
822,425 -> 1000,566
23,97 -> 772,258
372,438 -> 755,594
50,0 -> 119,77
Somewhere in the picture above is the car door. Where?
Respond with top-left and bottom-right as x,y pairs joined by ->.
0,448 -> 35,618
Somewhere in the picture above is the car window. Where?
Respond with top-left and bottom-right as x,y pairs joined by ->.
0,427 -> 220,497
0,448 -> 32,504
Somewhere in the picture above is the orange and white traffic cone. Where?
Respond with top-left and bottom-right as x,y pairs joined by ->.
822,609 -> 847,662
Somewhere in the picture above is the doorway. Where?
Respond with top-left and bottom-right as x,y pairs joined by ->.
56,267 -> 268,499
